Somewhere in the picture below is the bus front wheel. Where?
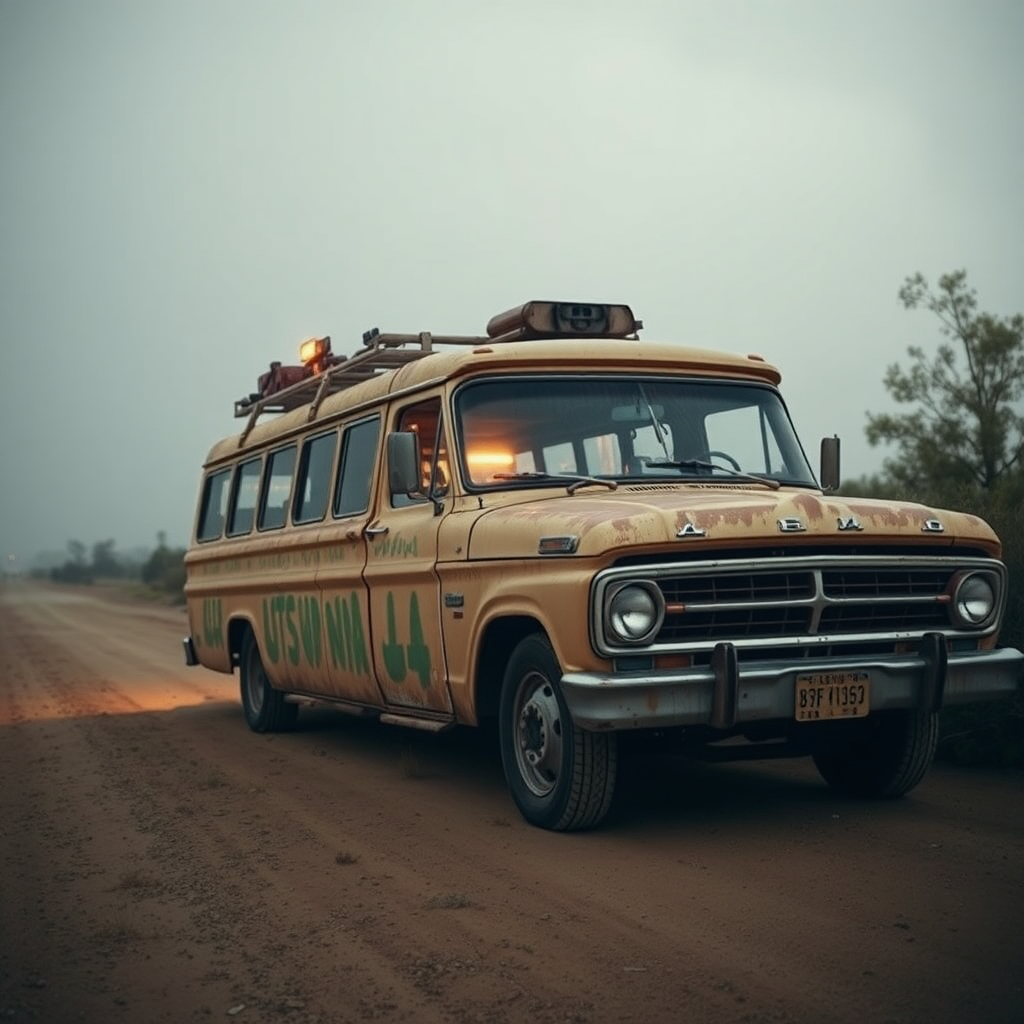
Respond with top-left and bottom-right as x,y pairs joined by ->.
499,633 -> 617,831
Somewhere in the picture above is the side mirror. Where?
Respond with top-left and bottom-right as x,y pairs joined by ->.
387,432 -> 421,496
820,435 -> 840,493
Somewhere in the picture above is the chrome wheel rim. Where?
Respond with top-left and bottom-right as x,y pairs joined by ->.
513,670 -> 563,797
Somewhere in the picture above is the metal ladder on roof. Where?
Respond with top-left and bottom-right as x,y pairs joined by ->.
234,330 -> 482,443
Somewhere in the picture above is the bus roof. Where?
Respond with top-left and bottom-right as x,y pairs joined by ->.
204,336 -> 782,467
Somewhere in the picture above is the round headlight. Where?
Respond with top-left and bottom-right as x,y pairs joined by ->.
605,582 -> 664,645
952,573 -> 996,627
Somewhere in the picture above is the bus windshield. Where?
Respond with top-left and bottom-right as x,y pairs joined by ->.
454,376 -> 817,488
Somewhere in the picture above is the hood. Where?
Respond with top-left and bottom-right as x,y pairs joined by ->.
465,485 -> 1000,560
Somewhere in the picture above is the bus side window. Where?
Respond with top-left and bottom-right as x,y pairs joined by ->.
335,416 -> 381,518
294,430 -> 338,525
392,399 -> 449,508
258,444 -> 297,531
227,457 -> 262,536
197,468 -> 231,542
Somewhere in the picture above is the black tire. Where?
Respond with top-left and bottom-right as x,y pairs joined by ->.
812,709 -> 938,799
499,633 -> 617,831
239,630 -> 298,733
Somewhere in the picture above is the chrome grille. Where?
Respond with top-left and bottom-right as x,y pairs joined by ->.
660,571 -> 815,605
658,604 -> 810,643
592,555 -> 1005,657
822,568 -> 948,598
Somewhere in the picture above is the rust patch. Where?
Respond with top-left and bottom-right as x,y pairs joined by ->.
791,493 -> 826,520
610,517 -> 640,544
844,500 -> 915,529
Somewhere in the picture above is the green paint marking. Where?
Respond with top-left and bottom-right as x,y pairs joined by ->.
382,591 -> 407,683
373,533 -> 419,559
261,597 -> 280,663
251,588 -> 433,689
406,591 -> 432,689
380,591 -> 433,688
261,594 -> 299,666
298,595 -> 322,668
325,592 -> 369,676
201,598 -> 224,649
284,594 -> 300,666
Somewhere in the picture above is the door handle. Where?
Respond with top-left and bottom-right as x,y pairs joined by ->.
364,523 -> 389,538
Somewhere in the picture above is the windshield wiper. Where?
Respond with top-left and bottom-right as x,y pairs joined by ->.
644,459 -> 781,490
493,472 -> 619,495
636,383 -> 672,460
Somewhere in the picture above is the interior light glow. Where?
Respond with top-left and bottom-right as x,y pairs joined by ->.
467,450 -> 515,467
466,449 -> 516,484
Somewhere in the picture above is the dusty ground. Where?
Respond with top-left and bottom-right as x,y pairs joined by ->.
0,581 -> 1021,1024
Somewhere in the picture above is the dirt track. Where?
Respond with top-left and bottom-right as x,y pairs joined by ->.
1,581 -> 1021,1024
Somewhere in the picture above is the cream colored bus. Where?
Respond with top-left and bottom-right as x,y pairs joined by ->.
184,301 -> 1022,830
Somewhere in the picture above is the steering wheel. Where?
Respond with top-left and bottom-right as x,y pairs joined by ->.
696,450 -> 741,471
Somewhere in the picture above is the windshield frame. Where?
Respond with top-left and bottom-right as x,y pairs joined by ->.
451,373 -> 819,493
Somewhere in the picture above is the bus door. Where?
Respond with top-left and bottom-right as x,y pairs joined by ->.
362,395 -> 453,715
313,415 -> 388,707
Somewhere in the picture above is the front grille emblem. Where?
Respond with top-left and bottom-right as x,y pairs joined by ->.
837,516 -> 863,531
676,522 -> 706,538
777,517 -> 806,533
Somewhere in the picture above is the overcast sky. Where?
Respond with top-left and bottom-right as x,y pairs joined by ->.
1,0 -> 1021,565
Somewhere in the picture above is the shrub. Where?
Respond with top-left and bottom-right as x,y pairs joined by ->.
840,475 -> 1024,766
142,545 -> 187,601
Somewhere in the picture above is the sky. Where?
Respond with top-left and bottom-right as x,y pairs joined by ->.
1,0 -> 1022,566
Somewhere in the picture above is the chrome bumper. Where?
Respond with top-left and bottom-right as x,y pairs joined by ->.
560,639 -> 1024,731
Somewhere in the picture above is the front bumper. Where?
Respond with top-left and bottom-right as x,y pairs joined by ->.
560,637 -> 1024,731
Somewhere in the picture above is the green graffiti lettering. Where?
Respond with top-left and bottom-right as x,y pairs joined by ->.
406,592 -> 432,689
382,592 -> 407,682
298,595 -> 322,667
284,594 -> 299,667
378,591 -> 434,689
373,534 -> 419,559
325,593 -> 370,676
201,598 -> 224,649
345,594 -> 369,676
262,598 -> 280,663
325,597 -> 348,669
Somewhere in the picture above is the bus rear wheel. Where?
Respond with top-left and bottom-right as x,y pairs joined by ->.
499,633 -> 617,831
240,630 -> 298,733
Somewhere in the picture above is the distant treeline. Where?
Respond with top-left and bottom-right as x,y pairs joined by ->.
37,535 -> 185,601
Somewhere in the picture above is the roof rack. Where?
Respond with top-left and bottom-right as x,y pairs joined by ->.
235,330 -> 481,444
233,301 -> 641,444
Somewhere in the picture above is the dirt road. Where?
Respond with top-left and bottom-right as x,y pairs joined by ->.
1,581 -> 1021,1024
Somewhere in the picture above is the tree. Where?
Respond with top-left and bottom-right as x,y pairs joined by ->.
52,538 -> 92,584
142,531 -> 186,600
865,270 -> 1024,493
91,539 -> 122,578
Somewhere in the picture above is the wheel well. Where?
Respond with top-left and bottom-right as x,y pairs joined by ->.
228,618 -> 252,670
473,616 -> 543,723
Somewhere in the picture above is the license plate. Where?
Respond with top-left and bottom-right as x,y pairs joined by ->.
795,672 -> 870,721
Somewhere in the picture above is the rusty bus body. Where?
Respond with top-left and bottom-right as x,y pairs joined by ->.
184,302 -> 1023,830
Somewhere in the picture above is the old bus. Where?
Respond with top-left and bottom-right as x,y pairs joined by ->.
183,301 -> 1022,830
